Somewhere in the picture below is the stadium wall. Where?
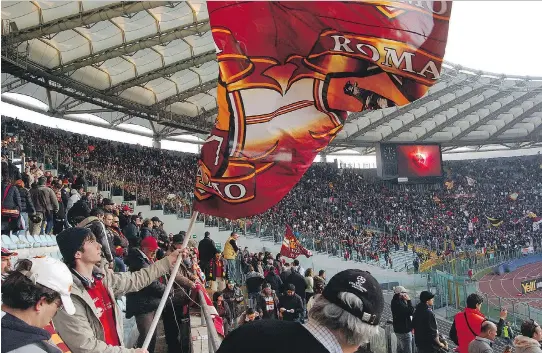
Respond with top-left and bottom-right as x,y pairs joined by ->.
491,254 -> 542,275
134,204 -> 427,288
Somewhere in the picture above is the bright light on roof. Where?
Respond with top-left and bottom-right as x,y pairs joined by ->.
64,113 -> 109,125
169,134 -> 204,142
2,93 -> 49,111
117,123 -> 153,134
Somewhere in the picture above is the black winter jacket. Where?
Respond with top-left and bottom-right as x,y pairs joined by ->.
66,199 -> 90,225
412,302 -> 440,352
122,222 -> 140,248
16,186 -> 35,214
278,293 -> 304,321
245,271 -> 265,294
264,272 -> 283,293
153,226 -> 169,250
198,237 -> 219,265
139,226 -> 154,239
283,270 -> 306,298
391,294 -> 414,334
125,248 -> 166,318
1,182 -> 21,211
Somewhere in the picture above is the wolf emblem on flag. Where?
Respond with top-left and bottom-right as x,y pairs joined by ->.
195,1 -> 452,219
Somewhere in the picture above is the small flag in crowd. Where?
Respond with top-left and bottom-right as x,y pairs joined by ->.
486,216 -> 503,227
444,180 -> 454,190
466,176 -> 476,186
509,192 -> 519,201
280,225 -> 312,259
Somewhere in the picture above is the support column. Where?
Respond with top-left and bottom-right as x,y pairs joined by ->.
152,136 -> 161,149
321,152 -> 327,163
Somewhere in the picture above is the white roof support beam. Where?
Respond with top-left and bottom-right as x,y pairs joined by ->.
450,90 -> 541,142
415,90 -> 510,142
4,2 -> 172,44
526,123 -> 542,141
153,79 -> 217,110
382,84 -> 494,142
341,75 -> 467,142
54,20 -> 210,74
64,108 -> 116,114
489,101 -> 542,140
106,50 -> 215,94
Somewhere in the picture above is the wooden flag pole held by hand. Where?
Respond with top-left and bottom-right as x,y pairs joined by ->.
142,211 -> 199,351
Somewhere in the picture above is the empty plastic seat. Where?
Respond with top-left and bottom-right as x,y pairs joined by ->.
45,235 -> 56,246
17,234 -> 32,248
9,235 -> 28,249
2,234 -> 17,250
35,235 -> 50,246
35,235 -> 47,247
40,235 -> 53,247
23,234 -> 38,247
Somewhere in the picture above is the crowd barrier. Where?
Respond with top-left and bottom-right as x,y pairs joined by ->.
429,252 -> 542,329
493,253 -> 542,274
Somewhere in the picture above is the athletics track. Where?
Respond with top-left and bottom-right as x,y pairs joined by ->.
478,262 -> 542,309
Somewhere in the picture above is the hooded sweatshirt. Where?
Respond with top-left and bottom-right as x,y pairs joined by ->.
514,335 -> 542,353
1,312 -> 61,353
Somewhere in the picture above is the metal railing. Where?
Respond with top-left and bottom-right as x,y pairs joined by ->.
428,251 -> 542,330
429,248 -> 524,275
198,290 -> 222,353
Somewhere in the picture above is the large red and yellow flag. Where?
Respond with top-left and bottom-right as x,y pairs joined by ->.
280,225 -> 313,259
195,1 -> 452,219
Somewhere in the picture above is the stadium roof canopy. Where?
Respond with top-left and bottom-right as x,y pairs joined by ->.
1,1 -> 542,153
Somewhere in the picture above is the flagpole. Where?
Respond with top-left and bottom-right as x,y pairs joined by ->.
142,210 -> 199,350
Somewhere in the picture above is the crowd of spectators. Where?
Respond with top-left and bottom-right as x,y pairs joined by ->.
2,116 -> 541,266
1,114 -> 541,353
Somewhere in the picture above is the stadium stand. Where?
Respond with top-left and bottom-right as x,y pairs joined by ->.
1,116 -> 540,353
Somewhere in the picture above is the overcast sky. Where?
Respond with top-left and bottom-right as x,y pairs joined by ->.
2,1 -> 542,158
445,1 -> 542,77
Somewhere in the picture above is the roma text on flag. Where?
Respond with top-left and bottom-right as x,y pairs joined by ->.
280,225 -> 312,259
195,1 -> 452,218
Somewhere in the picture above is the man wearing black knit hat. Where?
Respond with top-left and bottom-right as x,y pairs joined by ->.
412,291 -> 448,353
52,227 -> 183,353
216,269 -> 383,353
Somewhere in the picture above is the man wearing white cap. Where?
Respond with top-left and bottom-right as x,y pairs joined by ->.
1,256 -> 76,353
1,247 -> 18,277
391,286 -> 415,353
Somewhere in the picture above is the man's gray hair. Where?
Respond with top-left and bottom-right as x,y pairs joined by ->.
309,293 -> 380,346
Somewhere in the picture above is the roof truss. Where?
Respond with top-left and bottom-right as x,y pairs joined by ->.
382,83 -> 494,142
4,1 -> 171,44
54,20 -> 211,74
107,50 -> 216,94
449,90 -> 541,142
414,90 -> 510,141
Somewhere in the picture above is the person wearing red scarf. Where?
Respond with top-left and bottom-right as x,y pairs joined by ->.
209,253 -> 226,292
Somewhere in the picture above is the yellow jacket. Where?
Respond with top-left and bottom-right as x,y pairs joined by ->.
223,236 -> 238,260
